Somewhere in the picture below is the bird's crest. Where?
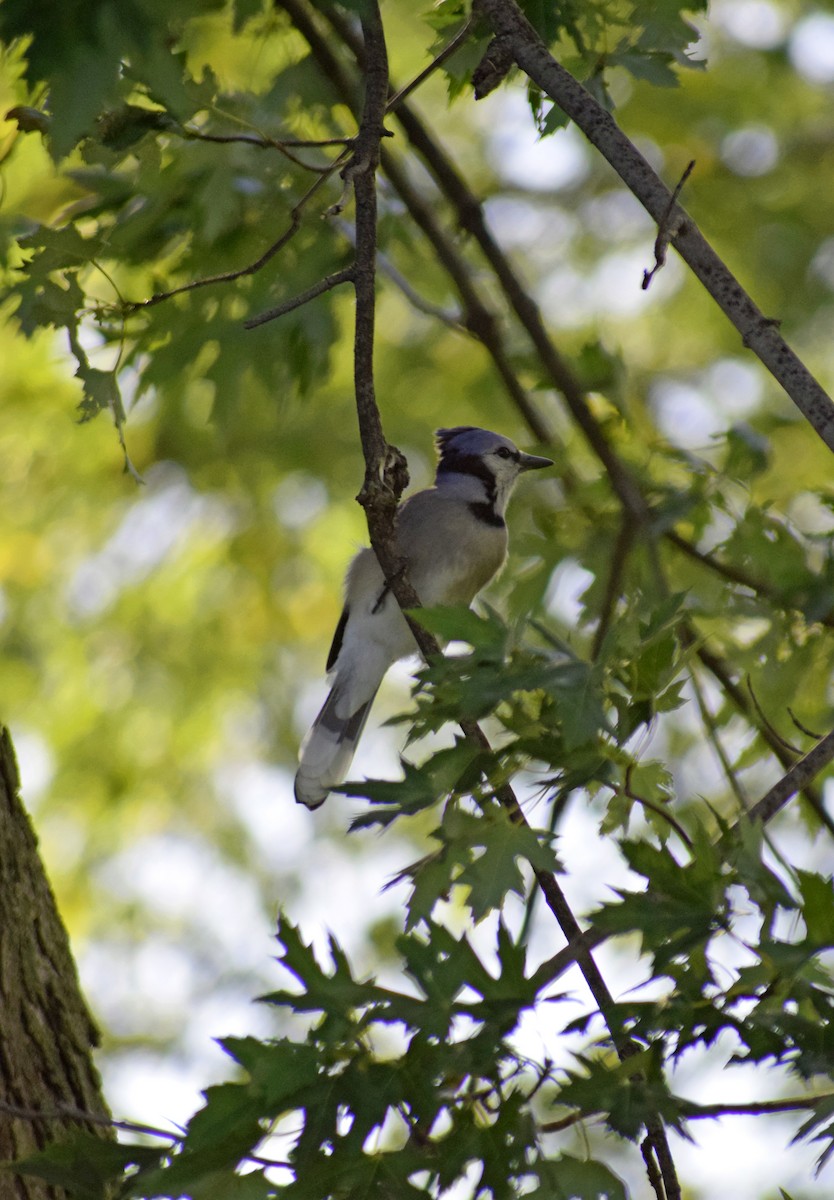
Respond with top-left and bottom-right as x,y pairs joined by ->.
435,426 -> 479,456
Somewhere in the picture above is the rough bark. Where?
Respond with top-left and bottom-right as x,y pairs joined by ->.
0,727 -> 112,1199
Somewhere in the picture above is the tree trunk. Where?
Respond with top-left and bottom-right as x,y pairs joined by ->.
0,726 -> 112,1198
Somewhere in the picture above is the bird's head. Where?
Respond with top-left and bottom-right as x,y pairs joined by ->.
435,426 -> 553,514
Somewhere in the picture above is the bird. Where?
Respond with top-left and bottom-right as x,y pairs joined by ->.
294,426 -> 554,808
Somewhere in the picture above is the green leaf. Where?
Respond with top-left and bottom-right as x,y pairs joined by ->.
75,366 -> 123,424
410,604 -> 510,655
530,1153 -> 628,1200
722,423 -> 771,478
452,805 -> 561,921
796,869 -> 834,948
609,48 -> 680,88
11,1134 -> 163,1200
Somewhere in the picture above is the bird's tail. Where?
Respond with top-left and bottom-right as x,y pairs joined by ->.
294,685 -> 378,809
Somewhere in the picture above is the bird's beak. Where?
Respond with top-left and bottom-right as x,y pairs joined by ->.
518,452 -> 554,472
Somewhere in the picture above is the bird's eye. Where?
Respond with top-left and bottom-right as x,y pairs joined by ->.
495,447 -> 513,459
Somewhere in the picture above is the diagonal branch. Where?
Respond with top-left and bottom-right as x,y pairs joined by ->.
744,728 -> 834,827
666,528 -> 834,630
244,265 -> 354,329
475,0 -> 834,456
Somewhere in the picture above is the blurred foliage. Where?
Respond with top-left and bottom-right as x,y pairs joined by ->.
4,0 -> 834,1196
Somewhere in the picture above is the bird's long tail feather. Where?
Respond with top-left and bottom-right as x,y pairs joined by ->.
294,686 -> 378,809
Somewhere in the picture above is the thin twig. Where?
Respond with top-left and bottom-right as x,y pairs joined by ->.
592,515 -> 636,659
123,158 -> 347,312
539,1091 -> 834,1134
686,635 -> 827,818
686,1099 -> 834,1113
0,1098 -> 180,1142
244,265 -> 355,329
687,661 -> 748,809
371,41 -> 650,517
642,159 -> 695,290
539,1110 -> 587,1134
746,675 -> 802,756
181,126 -> 339,172
623,764 -> 693,849
665,529 -> 834,632
641,1135 -> 666,1200
334,215 -> 464,328
788,707 -> 824,740
305,0 -> 554,447
683,1095 -> 834,1118
386,18 -> 475,112
189,132 -> 352,148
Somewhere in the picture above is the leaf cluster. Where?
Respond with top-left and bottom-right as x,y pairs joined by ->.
12,914 -> 626,1199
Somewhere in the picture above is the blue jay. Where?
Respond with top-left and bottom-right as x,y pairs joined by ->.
294,427 -> 553,808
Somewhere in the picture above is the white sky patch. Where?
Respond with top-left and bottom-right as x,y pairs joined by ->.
790,12 -> 834,82
580,188 -> 655,243
721,125 -> 779,176
810,235 -> 834,290
8,725 -> 54,810
651,358 -> 765,448
704,357 -> 765,415
712,0 -> 788,49
95,833 -> 273,967
273,472 -> 329,530
220,761 -> 312,868
66,463 -> 235,618
653,379 -> 720,445
101,1051 -> 208,1131
545,559 -> 594,626
483,195 -> 581,254
486,91 -> 591,193
539,243 -> 683,329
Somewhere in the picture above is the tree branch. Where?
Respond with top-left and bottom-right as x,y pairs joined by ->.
475,0 -> 834,456
123,155 -> 348,312
386,17 -> 475,113
692,637 -> 829,822
666,528 -> 834,630
0,1098 -> 178,1142
539,1091 -> 834,1134
181,124 -> 350,171
745,728 -> 834,827
244,265 -> 355,329
340,15 -> 674,1157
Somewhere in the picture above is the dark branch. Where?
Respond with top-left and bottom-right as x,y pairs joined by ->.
244,265 -> 355,329
0,1098 -> 179,1142
745,728 -> 834,827
181,125 -> 345,172
386,18 -> 475,112
684,634 -> 826,816
539,1091 -> 834,1134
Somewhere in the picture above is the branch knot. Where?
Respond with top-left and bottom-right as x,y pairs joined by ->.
472,34 -> 515,99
